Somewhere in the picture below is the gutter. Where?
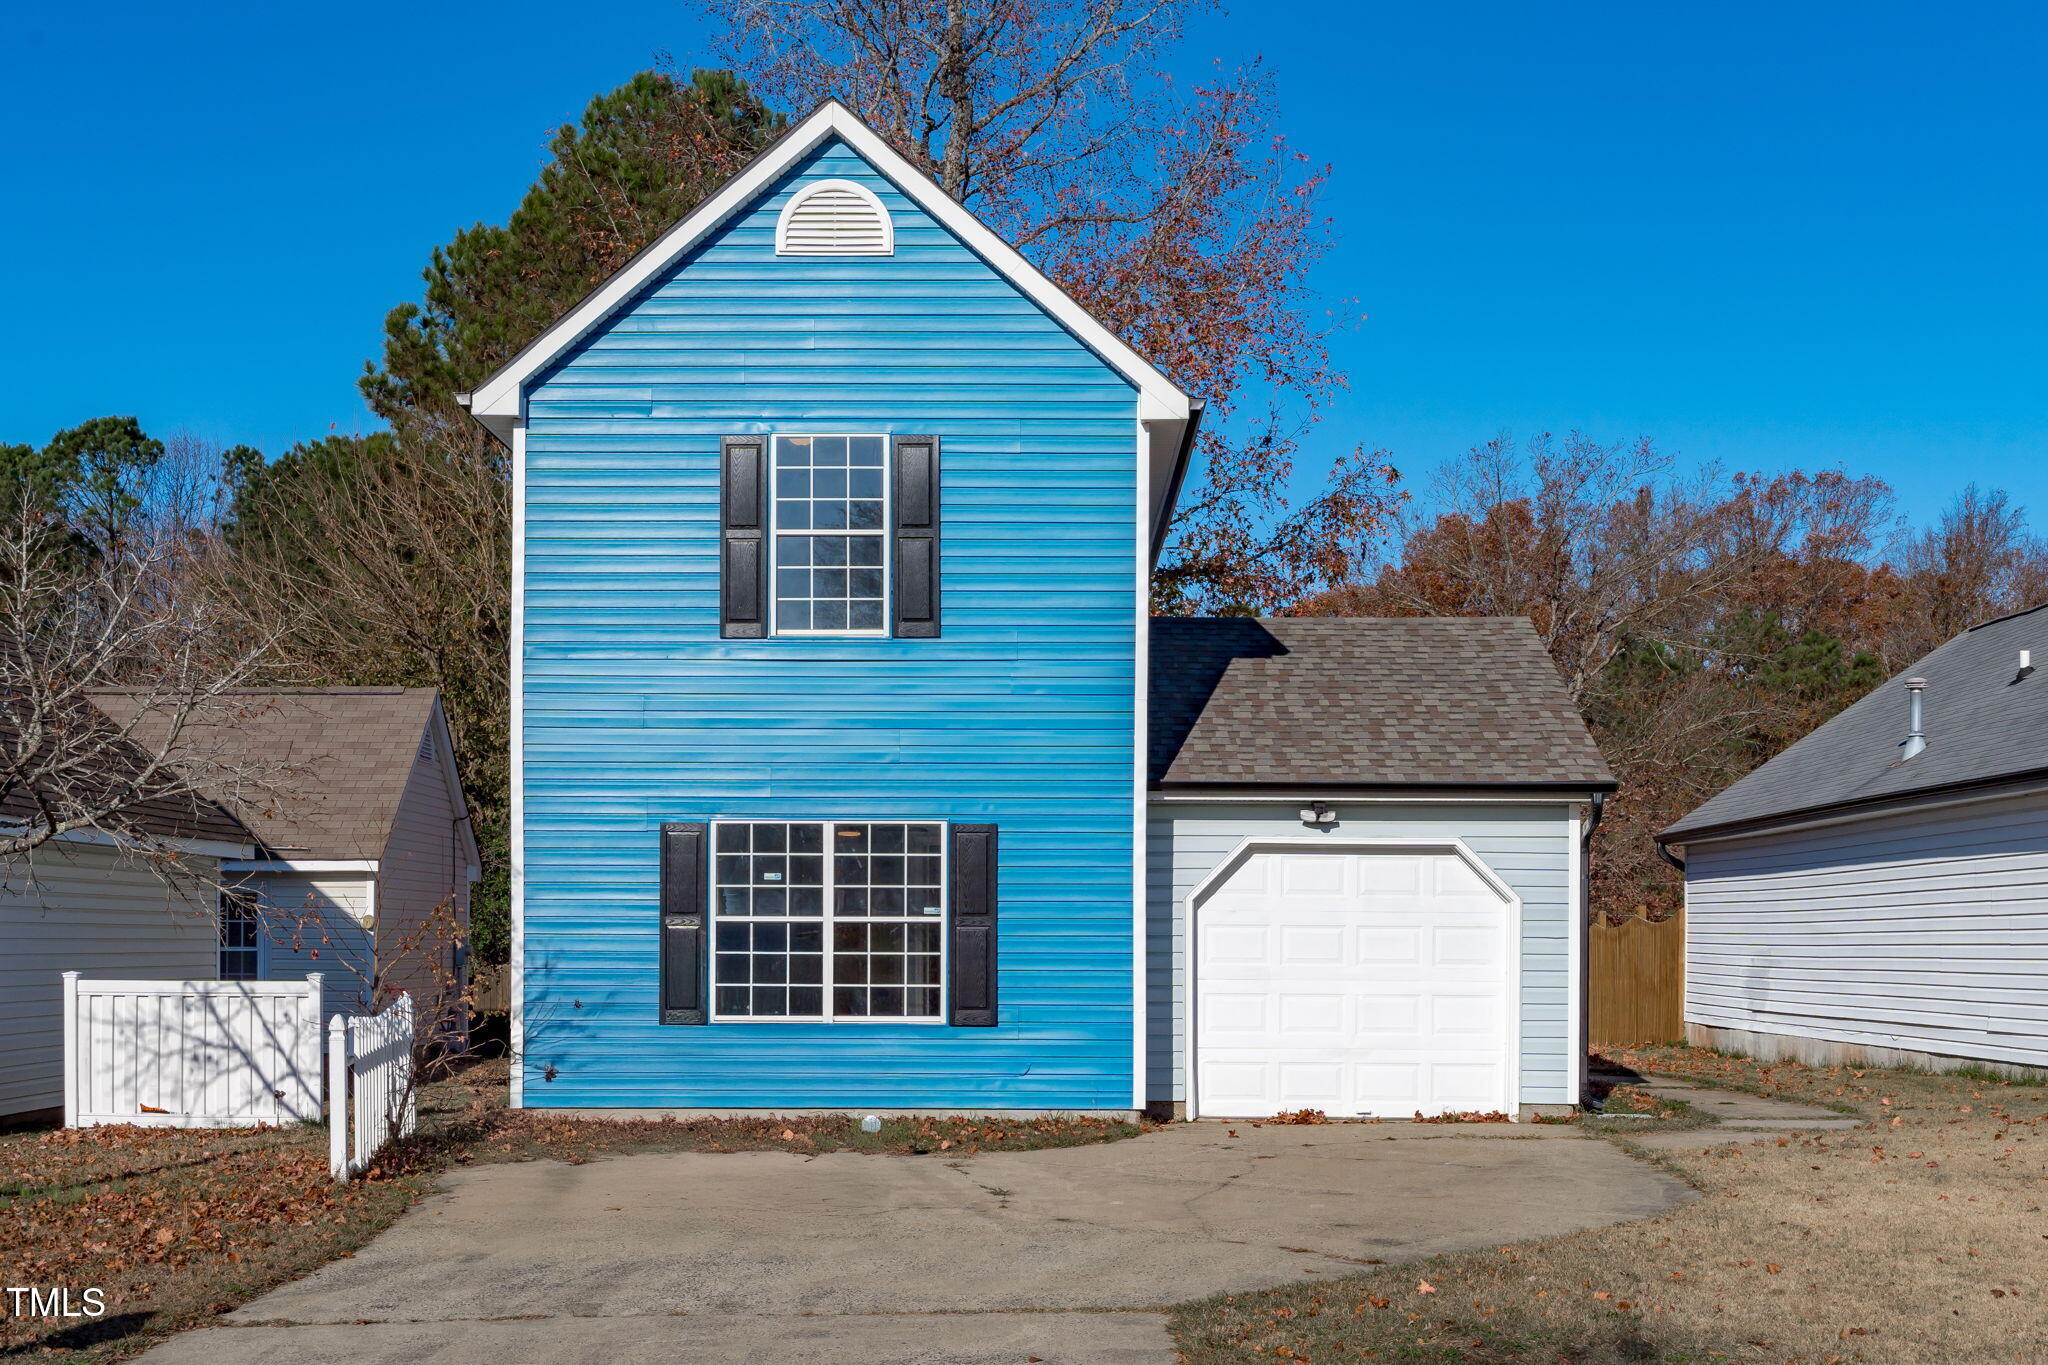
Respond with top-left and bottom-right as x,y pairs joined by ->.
1149,398 -> 1206,567
1656,765 -> 2048,848
1151,778 -> 1620,796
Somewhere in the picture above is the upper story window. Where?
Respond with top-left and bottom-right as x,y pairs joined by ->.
775,178 -> 894,256
719,433 -> 937,640
773,435 -> 888,635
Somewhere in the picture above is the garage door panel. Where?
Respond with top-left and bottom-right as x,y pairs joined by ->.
1431,1062 -> 1505,1109
1355,928 -> 1421,964
1203,991 -> 1272,1035
1278,993 -> 1345,1035
1430,994 -> 1504,1036
1196,849 -> 1513,1119
1355,995 -> 1420,1037
1354,1062 -> 1423,1112
1280,855 -> 1348,894
1205,925 -> 1268,963
1433,925 -> 1504,966
1279,926 -> 1345,964
1278,1062 -> 1343,1104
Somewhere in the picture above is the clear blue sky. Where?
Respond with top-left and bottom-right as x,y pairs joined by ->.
5,2 -> 2043,528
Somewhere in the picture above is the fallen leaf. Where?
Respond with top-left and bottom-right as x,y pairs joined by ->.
1417,1280 -> 1436,1294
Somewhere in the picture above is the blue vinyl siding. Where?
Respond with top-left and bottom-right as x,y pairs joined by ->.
518,138 -> 1140,1111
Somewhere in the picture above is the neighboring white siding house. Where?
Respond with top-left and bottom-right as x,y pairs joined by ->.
1682,789 -> 2048,1073
240,871 -> 378,1017
1,688 -> 479,1122
0,842 -> 229,1120
1663,603 -> 2048,1079
97,687 -> 479,1025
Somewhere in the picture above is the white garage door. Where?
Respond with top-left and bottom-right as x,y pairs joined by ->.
1194,847 -> 1514,1119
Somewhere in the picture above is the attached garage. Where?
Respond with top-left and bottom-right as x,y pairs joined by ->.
1147,618 -> 1615,1120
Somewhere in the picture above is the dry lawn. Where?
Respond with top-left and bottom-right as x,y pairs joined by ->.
0,1059 -> 1141,1360
1171,1045 -> 2048,1364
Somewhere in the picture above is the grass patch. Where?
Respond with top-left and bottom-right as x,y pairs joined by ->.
0,1059 -> 1141,1360
1171,1044 -> 2048,1364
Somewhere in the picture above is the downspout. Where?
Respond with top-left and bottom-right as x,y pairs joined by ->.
1579,792 -> 1605,1103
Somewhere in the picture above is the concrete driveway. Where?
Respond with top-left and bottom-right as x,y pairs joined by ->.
140,1121 -> 1690,1364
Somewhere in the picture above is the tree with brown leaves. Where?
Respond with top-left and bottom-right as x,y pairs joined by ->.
704,0 -> 1402,611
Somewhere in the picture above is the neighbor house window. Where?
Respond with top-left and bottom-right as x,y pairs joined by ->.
711,820 -> 944,1020
219,890 -> 261,980
771,435 -> 889,635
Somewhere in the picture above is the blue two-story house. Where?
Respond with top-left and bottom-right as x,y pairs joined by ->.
462,101 -> 1614,1120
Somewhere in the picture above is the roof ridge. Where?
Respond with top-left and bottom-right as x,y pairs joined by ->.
1966,599 -> 2048,631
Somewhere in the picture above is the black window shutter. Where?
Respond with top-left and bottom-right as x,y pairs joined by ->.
948,823 -> 996,1026
720,436 -> 768,638
659,822 -> 709,1024
892,435 -> 940,638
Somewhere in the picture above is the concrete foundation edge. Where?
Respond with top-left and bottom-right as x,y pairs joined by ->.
1688,1021 -> 2048,1083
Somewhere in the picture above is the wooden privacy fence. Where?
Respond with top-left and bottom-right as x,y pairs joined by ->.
329,993 -> 416,1179
1589,911 -> 1685,1046
62,974 -> 326,1128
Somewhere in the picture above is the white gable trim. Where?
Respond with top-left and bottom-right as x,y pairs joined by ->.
461,100 -> 1191,438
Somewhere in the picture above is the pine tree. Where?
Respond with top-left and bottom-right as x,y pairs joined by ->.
361,69 -> 783,433
221,70 -> 783,965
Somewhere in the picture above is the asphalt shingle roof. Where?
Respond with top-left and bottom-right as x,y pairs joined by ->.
89,688 -> 440,860
0,707 -> 252,846
1150,617 -> 1613,789
1663,603 -> 2048,841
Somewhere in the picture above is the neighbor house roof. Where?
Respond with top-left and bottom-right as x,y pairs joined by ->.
1149,617 -> 1615,790
0,707 -> 253,849
1662,603 -> 2048,843
89,688 -> 449,862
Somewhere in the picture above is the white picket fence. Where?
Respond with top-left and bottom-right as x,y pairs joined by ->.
328,993 -> 416,1179
62,973 -> 325,1128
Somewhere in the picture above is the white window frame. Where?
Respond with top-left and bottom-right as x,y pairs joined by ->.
768,433 -> 892,639
218,887 -> 265,981
708,818 -> 949,1024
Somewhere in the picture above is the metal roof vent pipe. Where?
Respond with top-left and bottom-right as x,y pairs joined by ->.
1901,677 -> 1929,760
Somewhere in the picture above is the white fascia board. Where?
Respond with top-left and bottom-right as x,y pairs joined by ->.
465,101 -> 1192,436
34,824 -> 257,861
221,859 -> 380,874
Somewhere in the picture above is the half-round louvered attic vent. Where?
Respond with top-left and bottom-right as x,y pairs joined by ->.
775,178 -> 895,256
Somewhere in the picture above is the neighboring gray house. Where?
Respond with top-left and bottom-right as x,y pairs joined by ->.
1147,618 -> 1615,1119
1660,604 -> 2048,1079
1,688 -> 478,1122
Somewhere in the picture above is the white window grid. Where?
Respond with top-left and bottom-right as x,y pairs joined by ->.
709,819 -> 948,1023
769,434 -> 892,638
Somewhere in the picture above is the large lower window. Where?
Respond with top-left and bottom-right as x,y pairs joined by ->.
771,435 -> 889,635
219,890 -> 261,980
712,820 -> 944,1021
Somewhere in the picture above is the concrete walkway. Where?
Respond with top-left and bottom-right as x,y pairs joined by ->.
138,1119 -> 1691,1365
1595,1069 -> 1866,1150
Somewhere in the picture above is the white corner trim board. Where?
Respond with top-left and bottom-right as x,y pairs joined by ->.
776,178 -> 894,256
461,100 -> 1191,431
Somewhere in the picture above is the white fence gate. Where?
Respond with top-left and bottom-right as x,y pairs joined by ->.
62,973 -> 325,1128
329,993 -> 416,1178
